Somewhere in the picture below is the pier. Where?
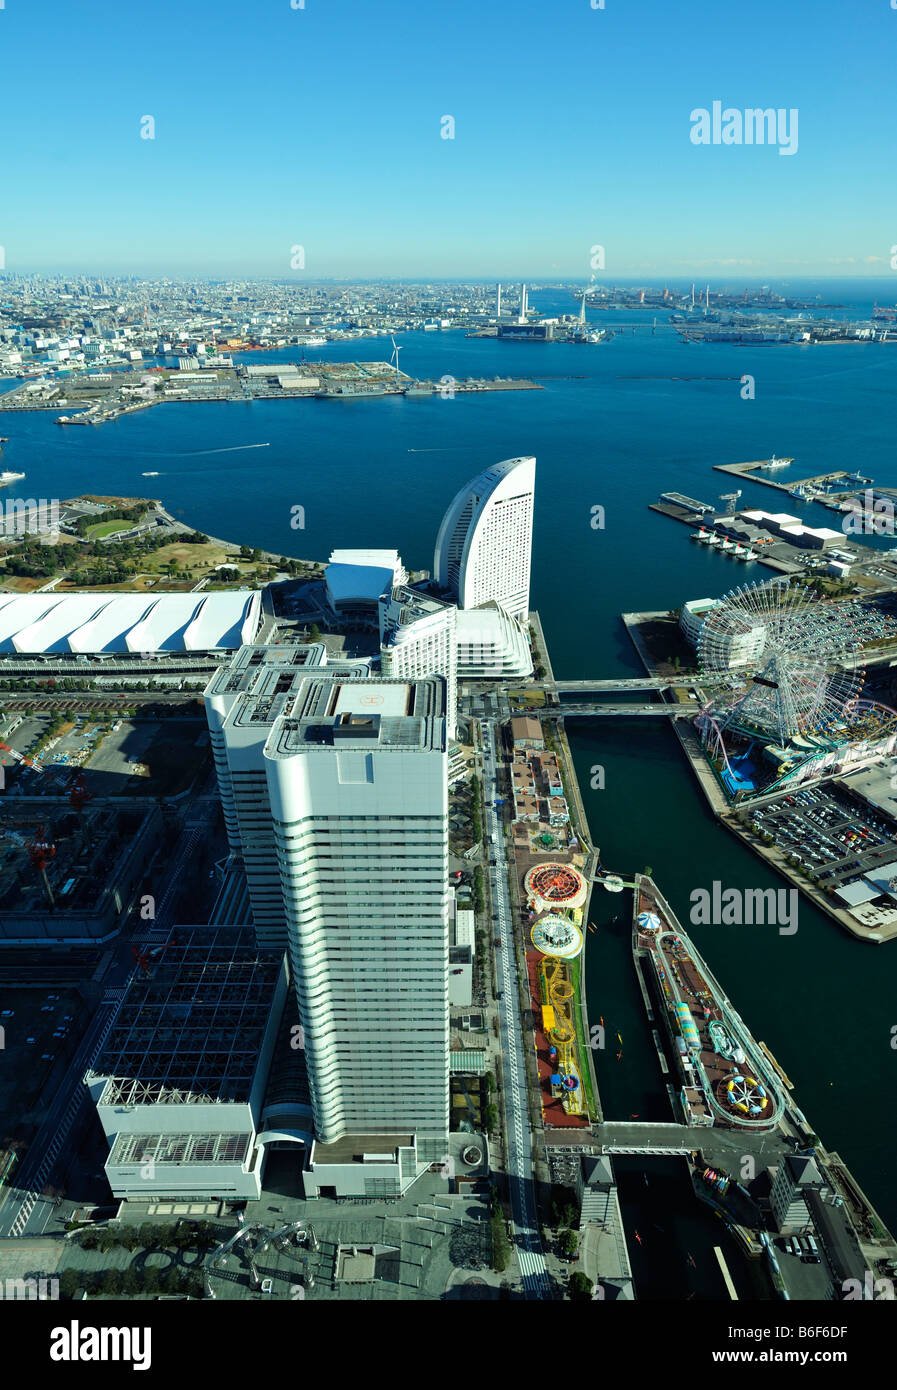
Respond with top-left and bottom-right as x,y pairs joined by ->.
0,363 -> 542,426
713,458 -> 871,500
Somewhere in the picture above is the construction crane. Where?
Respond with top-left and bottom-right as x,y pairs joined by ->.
131,931 -> 178,975
26,828 -> 56,907
0,741 -> 41,774
69,770 -> 92,814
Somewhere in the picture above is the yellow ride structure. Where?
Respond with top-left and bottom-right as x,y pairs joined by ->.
540,956 -> 584,1114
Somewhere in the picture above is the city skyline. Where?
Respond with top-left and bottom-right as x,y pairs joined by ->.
1,0 -> 895,277
2,0 -> 897,1329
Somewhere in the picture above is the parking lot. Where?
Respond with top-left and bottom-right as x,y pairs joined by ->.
748,782 -> 897,889
0,714 -> 107,795
0,987 -> 83,1147
774,1237 -> 831,1299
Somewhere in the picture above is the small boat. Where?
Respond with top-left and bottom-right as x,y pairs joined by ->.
141,471 -> 160,477
687,1252 -> 696,1269
634,1230 -> 643,1246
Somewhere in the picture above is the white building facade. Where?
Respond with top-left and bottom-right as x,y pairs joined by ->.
264,674 -> 451,1194
680,597 -> 767,669
434,455 -> 535,623
455,604 -> 533,679
204,644 -> 371,947
379,587 -> 458,738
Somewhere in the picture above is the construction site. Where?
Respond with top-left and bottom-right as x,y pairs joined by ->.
0,803 -> 161,942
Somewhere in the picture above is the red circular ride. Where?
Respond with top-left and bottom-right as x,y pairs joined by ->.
525,863 -> 584,904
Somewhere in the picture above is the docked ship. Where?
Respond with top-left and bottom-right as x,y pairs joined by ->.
634,881 -> 785,1131
315,385 -> 389,399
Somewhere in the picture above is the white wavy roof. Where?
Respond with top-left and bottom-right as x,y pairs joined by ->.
0,591 -> 261,653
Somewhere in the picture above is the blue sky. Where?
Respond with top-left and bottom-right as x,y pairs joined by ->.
1,0 -> 895,277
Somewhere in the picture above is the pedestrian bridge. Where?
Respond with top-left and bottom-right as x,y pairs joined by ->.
592,1122 -> 699,1155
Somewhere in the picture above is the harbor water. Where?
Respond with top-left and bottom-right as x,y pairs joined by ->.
2,280 -> 896,1245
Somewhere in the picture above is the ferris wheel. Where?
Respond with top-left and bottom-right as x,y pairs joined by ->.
696,578 -> 864,747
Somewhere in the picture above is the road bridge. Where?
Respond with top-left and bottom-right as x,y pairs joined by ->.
581,1121 -> 791,1168
534,702 -> 700,719
551,677 -> 686,693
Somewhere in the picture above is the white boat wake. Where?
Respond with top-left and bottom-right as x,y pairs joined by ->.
187,443 -> 271,456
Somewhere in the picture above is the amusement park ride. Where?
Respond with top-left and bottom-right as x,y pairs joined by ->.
525,862 -> 589,1113
695,576 -> 897,798
542,955 -> 581,1106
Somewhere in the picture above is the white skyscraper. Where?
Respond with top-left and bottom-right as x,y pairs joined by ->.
203,644 -> 371,946
434,455 -> 536,623
264,672 -> 450,1195
379,586 -> 458,738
